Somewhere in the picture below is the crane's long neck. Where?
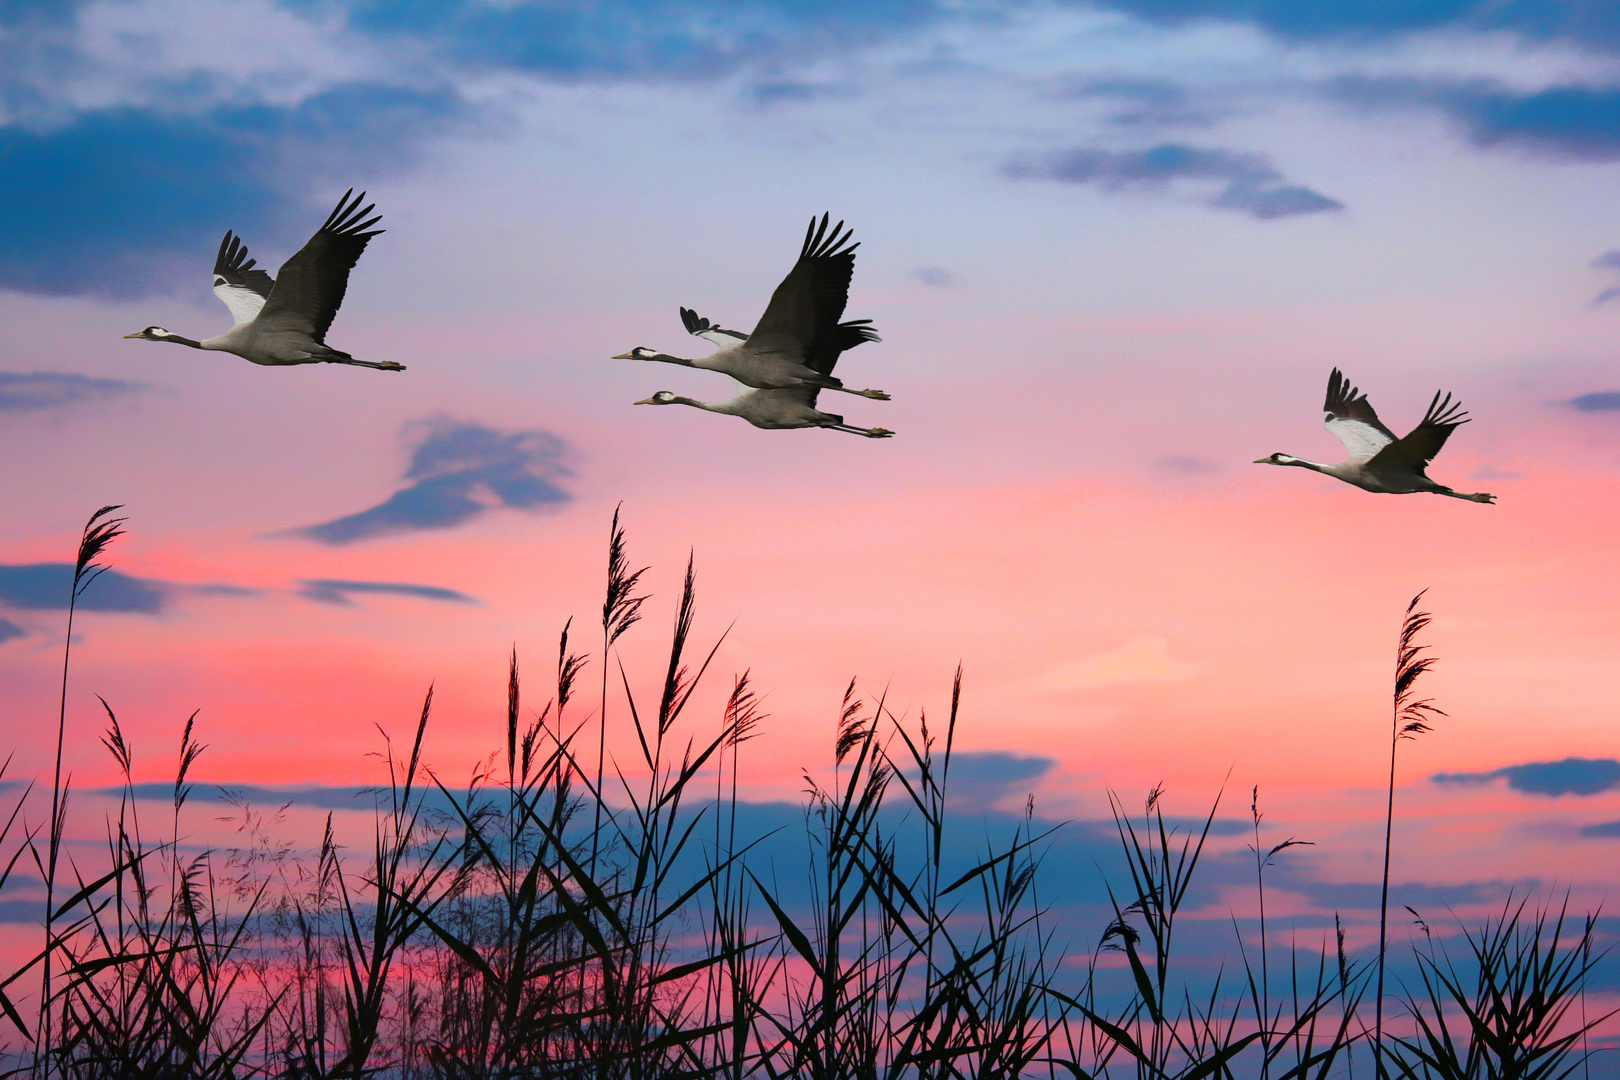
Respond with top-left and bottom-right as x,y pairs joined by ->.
669,394 -> 736,416
648,352 -> 698,369
162,334 -> 205,349
1278,455 -> 1330,473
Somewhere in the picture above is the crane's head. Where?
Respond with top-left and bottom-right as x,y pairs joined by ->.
613,347 -> 659,360
123,326 -> 178,342
1253,453 -> 1303,466
634,391 -> 678,406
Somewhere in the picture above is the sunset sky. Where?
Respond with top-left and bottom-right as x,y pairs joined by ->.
3,0 -> 1620,1016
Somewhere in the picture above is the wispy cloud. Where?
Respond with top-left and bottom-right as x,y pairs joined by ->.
0,372 -> 153,412
294,417 -> 573,545
0,85 -> 467,297
913,266 -> 954,287
0,563 -> 469,615
1084,1 -> 1620,51
1157,455 -> 1220,474
297,579 -> 478,606
1003,143 -> 1343,220
747,79 -> 855,107
1433,757 -> 1620,797
1567,391 -> 1620,412
1024,635 -> 1193,694
0,0 -> 948,299
1052,76 -> 1217,129
1330,77 -> 1620,163
943,750 -> 1057,811
0,618 -> 25,644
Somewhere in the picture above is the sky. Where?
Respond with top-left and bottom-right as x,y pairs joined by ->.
3,0 -> 1620,1044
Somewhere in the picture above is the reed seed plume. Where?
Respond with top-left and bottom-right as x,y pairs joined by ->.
723,671 -> 765,749
658,553 -> 698,738
556,616 -> 586,713
834,679 -> 868,764
507,647 -> 520,781
97,697 -> 131,779
1376,587 -> 1443,1080
174,710 -> 205,813
1101,916 -> 1142,951
1395,591 -> 1446,740
603,504 -> 649,649
835,709 -> 868,767
1335,913 -> 1349,993
73,504 -> 127,599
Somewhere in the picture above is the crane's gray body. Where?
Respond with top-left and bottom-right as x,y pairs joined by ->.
125,190 -> 403,372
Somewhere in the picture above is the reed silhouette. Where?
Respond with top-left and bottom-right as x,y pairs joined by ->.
0,511 -> 1609,1079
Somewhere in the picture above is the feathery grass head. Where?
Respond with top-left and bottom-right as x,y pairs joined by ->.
1395,589 -> 1446,739
556,616 -> 587,712
72,504 -> 127,600
1101,914 -> 1142,951
835,679 -> 868,764
175,710 -> 205,812
724,670 -> 765,749
603,504 -> 649,648
658,553 -> 698,736
508,647 -> 520,779
1335,913 -> 1349,991
98,696 -> 131,779
1144,782 -> 1164,816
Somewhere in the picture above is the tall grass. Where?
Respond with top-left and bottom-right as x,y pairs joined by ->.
1051,786 -> 1362,1080
0,514 -> 1609,1078
38,506 -> 125,1077
1376,592 -> 1445,1080
1386,896 -> 1614,1080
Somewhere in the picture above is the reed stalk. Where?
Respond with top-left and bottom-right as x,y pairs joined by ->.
38,506 -> 125,1079
1375,591 -> 1444,1080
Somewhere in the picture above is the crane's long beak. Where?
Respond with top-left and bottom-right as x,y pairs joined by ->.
612,351 -> 637,360
1252,457 -> 1270,464
122,331 -> 144,339
633,396 -> 658,405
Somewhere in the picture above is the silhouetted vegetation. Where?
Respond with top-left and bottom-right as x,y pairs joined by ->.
0,511 -> 1611,1078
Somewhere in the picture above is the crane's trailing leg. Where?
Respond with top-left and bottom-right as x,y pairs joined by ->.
327,358 -> 405,371
1437,487 -> 1494,503
316,347 -> 405,370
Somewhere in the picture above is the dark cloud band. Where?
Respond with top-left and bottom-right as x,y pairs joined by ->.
297,579 -> 478,605
1003,143 -> 1342,220
1433,757 -> 1620,797
0,372 -> 152,412
295,417 -> 573,544
0,563 -> 165,613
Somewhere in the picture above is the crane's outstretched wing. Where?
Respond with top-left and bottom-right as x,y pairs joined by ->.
1369,389 -> 1470,472
805,319 -> 881,378
258,189 -> 383,342
746,213 -> 857,366
680,307 -> 749,348
1324,368 -> 1397,460
212,232 -> 274,326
